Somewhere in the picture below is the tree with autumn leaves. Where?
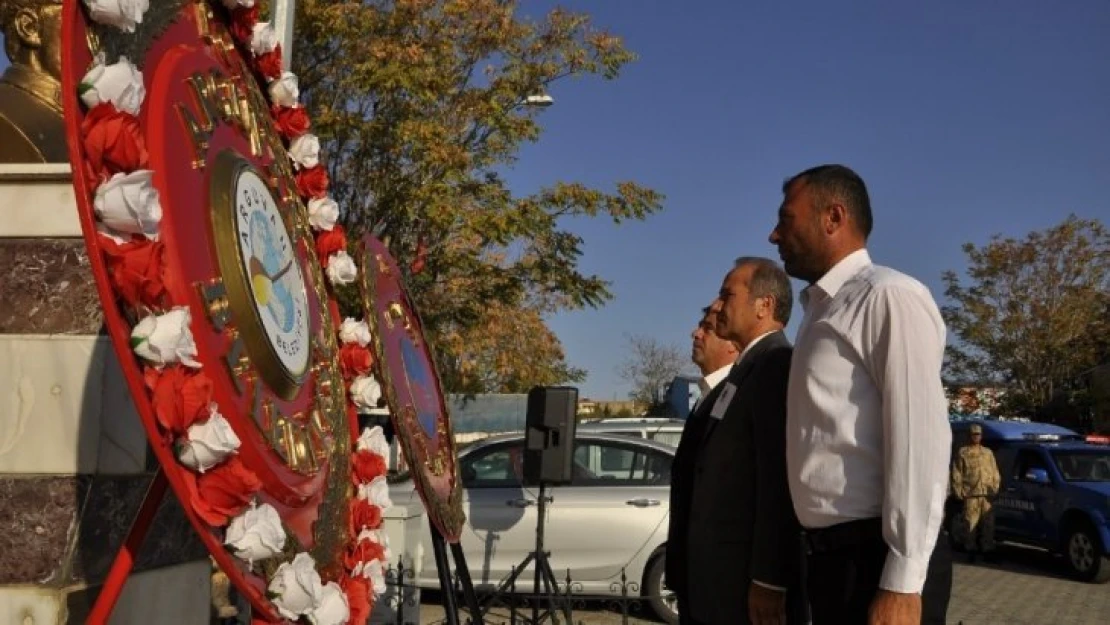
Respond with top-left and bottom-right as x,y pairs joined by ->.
942,215 -> 1109,427
289,0 -> 662,392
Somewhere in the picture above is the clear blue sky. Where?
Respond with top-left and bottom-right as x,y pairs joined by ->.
506,0 -> 1110,400
9,1 -> 1107,401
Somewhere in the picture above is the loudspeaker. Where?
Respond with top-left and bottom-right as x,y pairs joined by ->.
523,386 -> 578,486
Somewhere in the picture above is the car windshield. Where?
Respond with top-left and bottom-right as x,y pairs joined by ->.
1051,450 -> 1110,482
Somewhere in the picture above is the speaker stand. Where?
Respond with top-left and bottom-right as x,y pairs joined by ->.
480,482 -> 573,624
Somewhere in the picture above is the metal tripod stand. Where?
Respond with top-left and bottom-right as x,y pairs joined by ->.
481,482 -> 573,624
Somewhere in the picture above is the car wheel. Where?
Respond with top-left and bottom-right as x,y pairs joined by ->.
1064,522 -> 1110,583
643,554 -> 679,625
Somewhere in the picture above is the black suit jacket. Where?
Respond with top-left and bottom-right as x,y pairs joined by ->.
666,331 -> 803,625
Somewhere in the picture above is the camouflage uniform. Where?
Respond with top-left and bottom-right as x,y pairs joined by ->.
950,440 -> 1001,553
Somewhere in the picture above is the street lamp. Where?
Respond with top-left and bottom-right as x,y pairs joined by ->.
524,93 -> 554,107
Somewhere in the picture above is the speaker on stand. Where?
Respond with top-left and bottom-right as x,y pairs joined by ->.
481,386 -> 578,624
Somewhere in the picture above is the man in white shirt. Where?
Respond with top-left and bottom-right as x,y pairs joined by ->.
667,305 -> 739,625
769,164 -> 953,625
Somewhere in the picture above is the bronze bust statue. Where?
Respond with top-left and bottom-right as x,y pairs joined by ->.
0,0 -> 67,163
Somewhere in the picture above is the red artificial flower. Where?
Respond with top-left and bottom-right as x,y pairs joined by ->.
351,450 -> 387,484
348,498 -> 383,535
228,4 -> 260,44
344,534 -> 387,573
81,102 -> 149,186
99,236 -> 167,309
315,225 -> 347,266
193,456 -> 262,526
339,343 -> 373,379
255,45 -> 283,81
341,576 -> 372,625
143,366 -> 213,435
295,165 -> 329,200
272,104 -> 310,139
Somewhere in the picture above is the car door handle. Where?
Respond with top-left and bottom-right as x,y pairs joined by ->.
626,498 -> 661,508
507,499 -> 535,508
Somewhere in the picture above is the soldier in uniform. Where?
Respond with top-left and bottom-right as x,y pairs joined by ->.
0,0 -> 68,163
950,423 -> 1002,561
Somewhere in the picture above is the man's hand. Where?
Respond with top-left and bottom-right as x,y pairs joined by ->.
868,589 -> 921,625
748,583 -> 786,625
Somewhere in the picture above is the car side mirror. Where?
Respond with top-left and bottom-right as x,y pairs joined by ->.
1024,467 -> 1050,484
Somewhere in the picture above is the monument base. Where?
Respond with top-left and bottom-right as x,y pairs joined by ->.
0,560 -> 212,624
1,165 -> 210,623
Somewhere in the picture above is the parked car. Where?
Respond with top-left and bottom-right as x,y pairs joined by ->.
390,431 -> 679,623
948,420 -> 1110,582
578,417 -> 686,448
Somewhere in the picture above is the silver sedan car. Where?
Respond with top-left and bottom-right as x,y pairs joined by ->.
389,431 -> 678,623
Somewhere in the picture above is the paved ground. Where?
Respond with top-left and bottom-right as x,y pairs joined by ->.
417,545 -> 1110,624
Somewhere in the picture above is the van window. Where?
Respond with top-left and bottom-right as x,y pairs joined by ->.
650,431 -> 682,447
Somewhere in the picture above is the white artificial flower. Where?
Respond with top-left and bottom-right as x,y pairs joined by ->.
307,582 -> 350,625
365,559 -> 386,596
268,72 -> 299,107
357,475 -> 392,511
326,251 -> 357,285
83,0 -> 149,33
79,54 -> 145,115
306,197 -> 340,231
94,221 -> 131,246
177,409 -> 240,472
288,134 -> 321,169
94,170 -> 162,240
250,22 -> 279,56
338,318 -> 371,347
349,375 -> 382,412
356,426 -> 390,458
220,0 -> 255,8
224,503 -> 286,565
131,307 -> 201,368
268,553 -> 324,620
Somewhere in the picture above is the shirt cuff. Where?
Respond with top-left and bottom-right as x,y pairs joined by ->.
879,550 -> 929,594
752,580 -> 786,592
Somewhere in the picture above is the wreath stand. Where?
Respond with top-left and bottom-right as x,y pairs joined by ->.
430,525 -> 484,625
86,469 -> 169,624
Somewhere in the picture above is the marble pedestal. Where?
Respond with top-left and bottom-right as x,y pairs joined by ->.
0,164 -> 210,623
370,499 -> 426,625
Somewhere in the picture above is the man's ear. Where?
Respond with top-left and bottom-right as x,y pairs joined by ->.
14,8 -> 42,48
756,294 -> 774,320
825,203 -> 848,235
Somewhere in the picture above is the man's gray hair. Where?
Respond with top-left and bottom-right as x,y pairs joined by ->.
733,256 -> 793,325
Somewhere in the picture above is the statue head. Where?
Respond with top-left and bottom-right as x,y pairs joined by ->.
1,0 -> 64,83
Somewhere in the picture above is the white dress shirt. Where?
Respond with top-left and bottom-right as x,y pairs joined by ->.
786,249 -> 952,594
699,363 -> 733,398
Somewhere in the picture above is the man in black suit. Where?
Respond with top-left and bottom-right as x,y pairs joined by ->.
679,256 -> 804,625
667,305 -> 740,625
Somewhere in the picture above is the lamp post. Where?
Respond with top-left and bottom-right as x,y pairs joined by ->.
273,0 -> 296,70
524,93 -> 555,107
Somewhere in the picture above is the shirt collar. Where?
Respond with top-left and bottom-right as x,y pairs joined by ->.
698,362 -> 733,396
737,330 -> 775,363
801,248 -> 872,310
